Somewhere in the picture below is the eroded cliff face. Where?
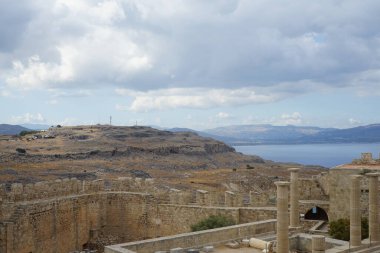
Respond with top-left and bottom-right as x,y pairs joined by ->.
204,143 -> 235,154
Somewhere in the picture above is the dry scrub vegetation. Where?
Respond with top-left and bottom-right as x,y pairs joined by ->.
0,125 -> 325,191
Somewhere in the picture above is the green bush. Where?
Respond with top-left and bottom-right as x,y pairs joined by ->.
191,215 -> 235,232
329,218 -> 368,241
19,130 -> 39,136
329,218 -> 350,241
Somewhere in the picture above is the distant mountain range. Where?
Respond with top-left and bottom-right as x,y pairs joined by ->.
20,124 -> 50,130
0,124 -> 51,135
170,124 -> 380,145
0,124 -> 30,135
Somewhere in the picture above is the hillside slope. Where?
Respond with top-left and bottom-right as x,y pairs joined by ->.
0,125 -> 325,186
0,124 -> 29,135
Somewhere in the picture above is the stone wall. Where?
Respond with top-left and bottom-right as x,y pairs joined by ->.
103,192 -> 157,242
0,177 -> 155,205
0,177 -> 280,253
0,193 -> 105,253
328,168 -> 375,220
105,220 -> 277,253
352,152 -> 380,165
153,204 -> 277,237
299,178 -> 328,201
248,177 -> 328,208
0,191 -> 153,253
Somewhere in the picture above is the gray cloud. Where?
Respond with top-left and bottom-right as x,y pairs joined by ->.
0,0 -> 36,52
1,0 -> 380,98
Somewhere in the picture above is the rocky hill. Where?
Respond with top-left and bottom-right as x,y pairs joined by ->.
0,125 -> 325,189
0,124 -> 30,135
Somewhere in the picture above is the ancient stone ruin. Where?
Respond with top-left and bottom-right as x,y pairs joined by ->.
2,152 -> 380,253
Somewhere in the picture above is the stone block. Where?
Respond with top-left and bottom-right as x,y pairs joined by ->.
203,246 -> 214,252
170,247 -> 184,253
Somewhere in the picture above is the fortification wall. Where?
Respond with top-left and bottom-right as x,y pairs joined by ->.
0,193 -> 105,253
328,168 -> 373,220
314,172 -> 329,195
239,207 -> 277,223
103,192 -> 157,242
0,177 -> 156,206
0,171 -> 334,253
248,177 -> 328,208
154,205 -> 240,236
153,204 -> 277,237
249,190 -> 276,206
0,177 -> 280,253
0,191 -> 153,253
105,220 -> 277,253
299,178 -> 328,201
0,179 -> 104,203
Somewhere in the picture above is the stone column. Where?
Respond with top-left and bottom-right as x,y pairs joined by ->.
225,191 -> 235,207
312,235 -> 325,253
367,173 -> 380,242
275,181 -> 290,253
169,188 -> 183,204
5,222 -> 14,253
350,175 -> 362,247
196,190 -> 209,205
289,168 -> 300,228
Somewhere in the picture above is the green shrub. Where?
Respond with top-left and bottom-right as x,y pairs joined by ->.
329,218 -> 368,241
19,130 -> 39,136
329,218 -> 350,241
191,215 -> 235,232
16,148 -> 27,154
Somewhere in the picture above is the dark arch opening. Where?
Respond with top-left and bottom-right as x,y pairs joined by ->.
304,206 -> 328,221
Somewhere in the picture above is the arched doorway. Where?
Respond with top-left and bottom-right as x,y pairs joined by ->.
304,206 -> 328,221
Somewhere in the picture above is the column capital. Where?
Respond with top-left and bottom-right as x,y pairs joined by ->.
275,181 -> 290,187
288,168 -> 300,172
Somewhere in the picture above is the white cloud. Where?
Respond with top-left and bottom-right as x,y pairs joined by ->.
216,112 -> 231,119
6,53 -> 74,90
115,104 -> 129,111
116,87 -> 282,112
350,68 -> 380,96
10,113 -> 46,124
242,115 -> 259,125
49,89 -> 92,98
46,99 -> 58,105
54,0 -> 126,25
349,118 -> 361,125
279,112 -> 303,125
1,0 -> 379,96
53,117 -> 79,126
0,88 -> 10,97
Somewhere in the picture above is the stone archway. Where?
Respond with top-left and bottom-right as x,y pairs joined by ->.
304,206 -> 329,221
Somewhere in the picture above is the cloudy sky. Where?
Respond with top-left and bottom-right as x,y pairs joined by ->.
1,0 -> 380,130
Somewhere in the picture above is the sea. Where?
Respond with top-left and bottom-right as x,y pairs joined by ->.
233,143 -> 380,168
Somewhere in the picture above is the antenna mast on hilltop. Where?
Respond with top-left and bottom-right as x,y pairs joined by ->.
110,116 -> 112,126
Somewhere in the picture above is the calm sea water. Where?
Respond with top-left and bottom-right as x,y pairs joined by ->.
233,143 -> 380,168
